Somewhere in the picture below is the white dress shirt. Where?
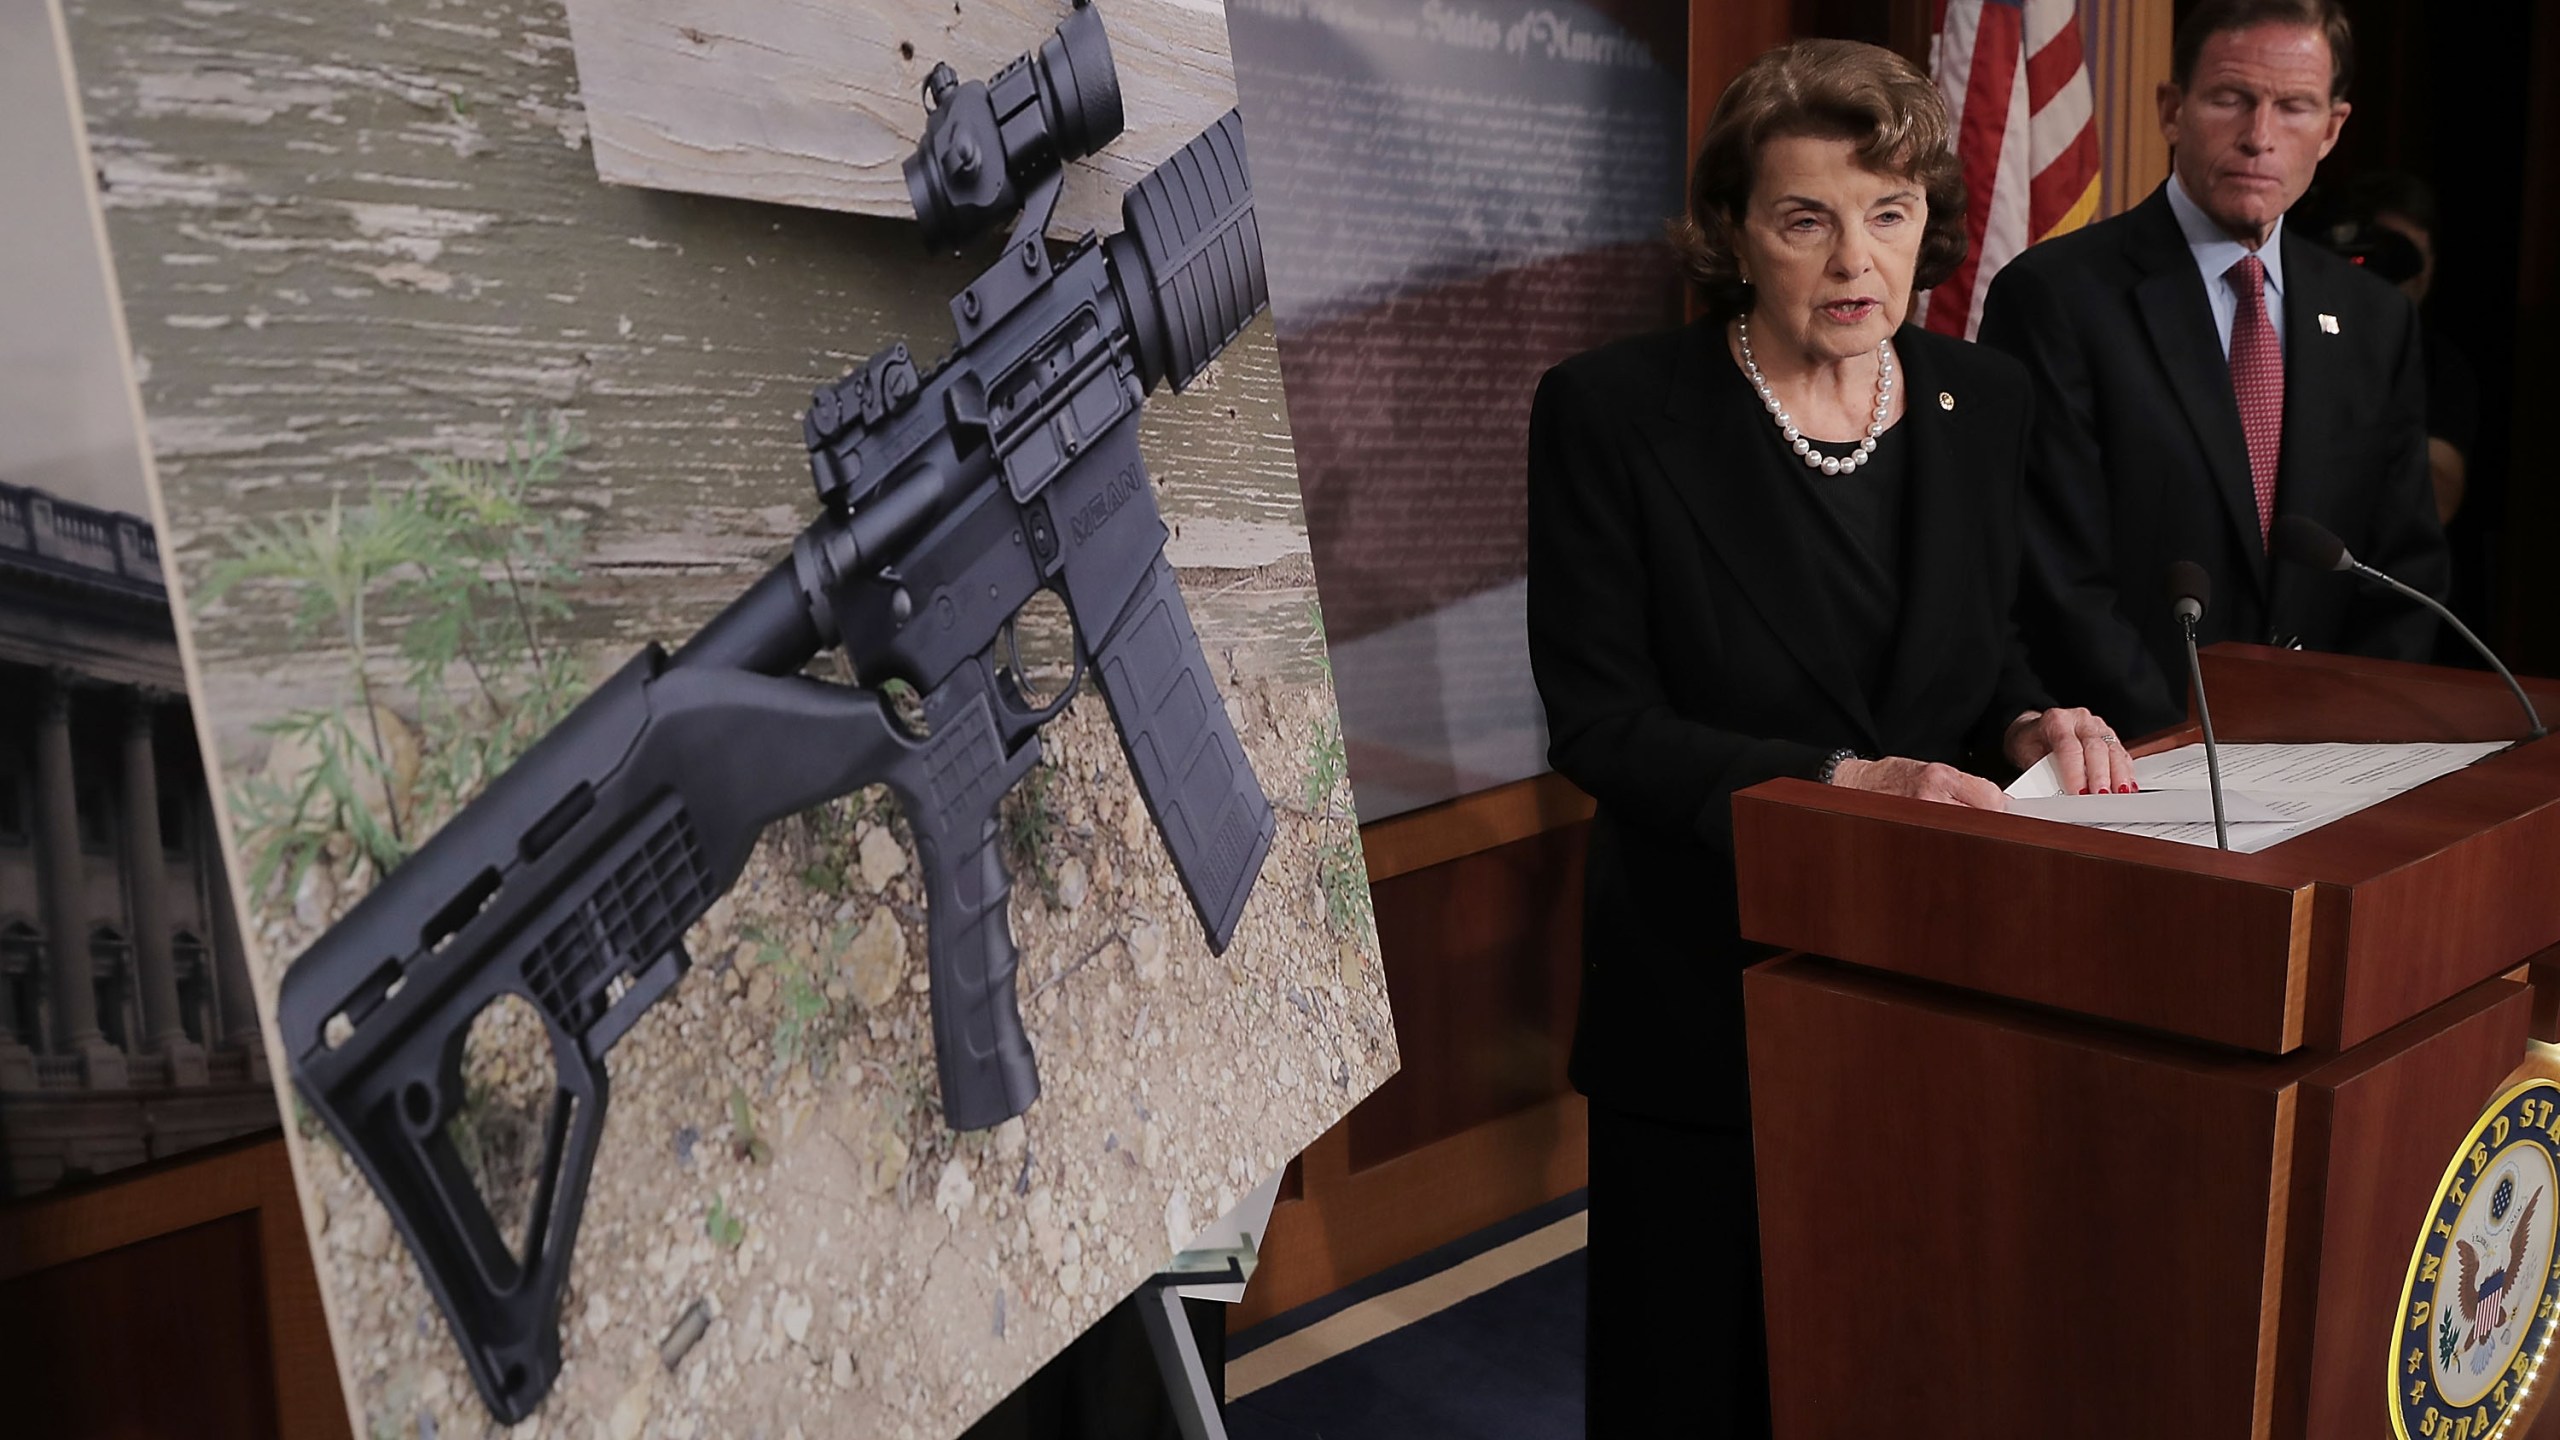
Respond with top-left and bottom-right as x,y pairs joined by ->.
2164,170 -> 2289,361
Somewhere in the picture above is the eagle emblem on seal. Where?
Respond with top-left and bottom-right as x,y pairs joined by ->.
2455,1187 -> 2542,1363
2392,1070 -> 2560,1440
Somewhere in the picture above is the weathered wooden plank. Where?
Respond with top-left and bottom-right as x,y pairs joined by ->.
560,0 -> 1239,237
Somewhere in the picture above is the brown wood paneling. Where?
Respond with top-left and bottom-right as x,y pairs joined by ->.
1737,649 -> 2560,1061
1347,822 -> 1586,1173
260,1154 -> 347,1440
2181,649 -> 2560,1051
2199,645 -> 2560,746
1690,0 -> 1796,155
2092,0 -> 2174,218
2288,981 -> 2532,1440
1748,957 -> 2328,1438
1748,963 -> 2544,1438
1735,778 -> 2317,1052
2188,648 -> 2560,1050
0,1131 -> 350,1440
0,1210 -> 277,1437
2320,745 -> 2560,1048
2526,950 -> 2560,1044
1737,649 -> 2560,1434
1356,772 -> 1593,884
1240,809 -> 1591,1330
1231,1092 -> 1586,1332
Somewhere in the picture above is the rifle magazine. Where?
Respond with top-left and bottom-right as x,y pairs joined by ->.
1091,553 -> 1275,952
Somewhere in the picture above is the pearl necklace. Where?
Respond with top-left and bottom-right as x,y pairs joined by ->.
1738,319 -> 1894,477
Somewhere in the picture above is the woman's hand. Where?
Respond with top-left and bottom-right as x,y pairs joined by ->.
2003,708 -> 2133,795
1828,756 -> 2009,810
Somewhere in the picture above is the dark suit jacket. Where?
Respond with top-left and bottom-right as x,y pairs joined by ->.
1976,185 -> 2446,739
1525,319 -> 2050,1127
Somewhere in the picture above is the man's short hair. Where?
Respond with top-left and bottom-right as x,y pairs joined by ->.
2171,0 -> 2355,102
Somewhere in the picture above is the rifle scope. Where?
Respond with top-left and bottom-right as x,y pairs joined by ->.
903,0 -> 1123,249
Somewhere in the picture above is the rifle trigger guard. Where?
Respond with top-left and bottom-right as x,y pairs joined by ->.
994,608 -> 1083,745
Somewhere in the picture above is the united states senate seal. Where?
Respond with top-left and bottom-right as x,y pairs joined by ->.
2393,1065 -> 2560,1439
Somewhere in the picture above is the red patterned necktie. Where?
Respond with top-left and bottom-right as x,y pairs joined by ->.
2227,254 -> 2283,545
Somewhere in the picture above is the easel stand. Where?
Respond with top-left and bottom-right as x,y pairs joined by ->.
1135,1274 -> 1227,1440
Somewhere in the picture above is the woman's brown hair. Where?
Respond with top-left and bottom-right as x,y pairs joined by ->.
1670,39 -> 1967,321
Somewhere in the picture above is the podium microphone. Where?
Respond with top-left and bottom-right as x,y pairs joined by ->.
2269,516 -> 2547,740
2168,560 -> 2232,850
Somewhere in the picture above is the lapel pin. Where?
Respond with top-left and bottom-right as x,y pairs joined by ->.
1938,391 -> 1955,411
2318,313 -> 2340,334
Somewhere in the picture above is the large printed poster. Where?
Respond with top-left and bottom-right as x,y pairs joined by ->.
50,0 -> 1396,1434
1228,0 -> 1688,817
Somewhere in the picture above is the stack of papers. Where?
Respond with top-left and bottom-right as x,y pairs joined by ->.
2005,742 -> 2510,852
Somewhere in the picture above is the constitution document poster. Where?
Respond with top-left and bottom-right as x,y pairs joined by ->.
48,0 -> 1396,1433
1228,0 -> 1688,816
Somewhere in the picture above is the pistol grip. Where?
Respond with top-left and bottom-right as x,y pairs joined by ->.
904,673 -> 1042,1131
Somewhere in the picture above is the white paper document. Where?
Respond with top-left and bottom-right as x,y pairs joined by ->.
2008,790 -> 2286,824
2127,741 -> 2509,794
2005,741 -> 2507,852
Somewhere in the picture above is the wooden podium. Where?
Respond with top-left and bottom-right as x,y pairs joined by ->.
1735,646 -> 2560,1439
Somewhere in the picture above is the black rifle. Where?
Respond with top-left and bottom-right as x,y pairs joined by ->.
274,2 -> 1274,1419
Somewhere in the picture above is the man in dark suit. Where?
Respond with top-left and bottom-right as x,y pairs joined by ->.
1977,0 -> 2445,739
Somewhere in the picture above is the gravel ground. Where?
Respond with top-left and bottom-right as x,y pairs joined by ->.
259,674 -> 1396,1440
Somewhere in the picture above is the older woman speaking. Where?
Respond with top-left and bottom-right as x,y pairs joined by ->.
1526,38 -> 2127,1434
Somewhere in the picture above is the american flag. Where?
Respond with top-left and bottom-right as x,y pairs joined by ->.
1918,0 -> 2103,339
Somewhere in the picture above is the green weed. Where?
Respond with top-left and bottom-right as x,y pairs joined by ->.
1303,716 -> 1348,818
1318,842 -> 1373,942
727,1085 -> 771,1166
1297,600 -> 1371,938
706,1193 -> 746,1249
1001,759 -> 1060,905
773,956 -> 832,1072
206,492 -> 445,894
791,790 -> 888,897
206,414 -> 590,903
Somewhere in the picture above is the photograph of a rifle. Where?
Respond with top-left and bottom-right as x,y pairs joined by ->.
273,2 -> 1276,1419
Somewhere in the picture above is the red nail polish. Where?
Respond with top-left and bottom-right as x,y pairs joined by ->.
2117,784 -> 2133,794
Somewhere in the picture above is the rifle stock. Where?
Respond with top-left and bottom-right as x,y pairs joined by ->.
281,611 -> 932,1420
